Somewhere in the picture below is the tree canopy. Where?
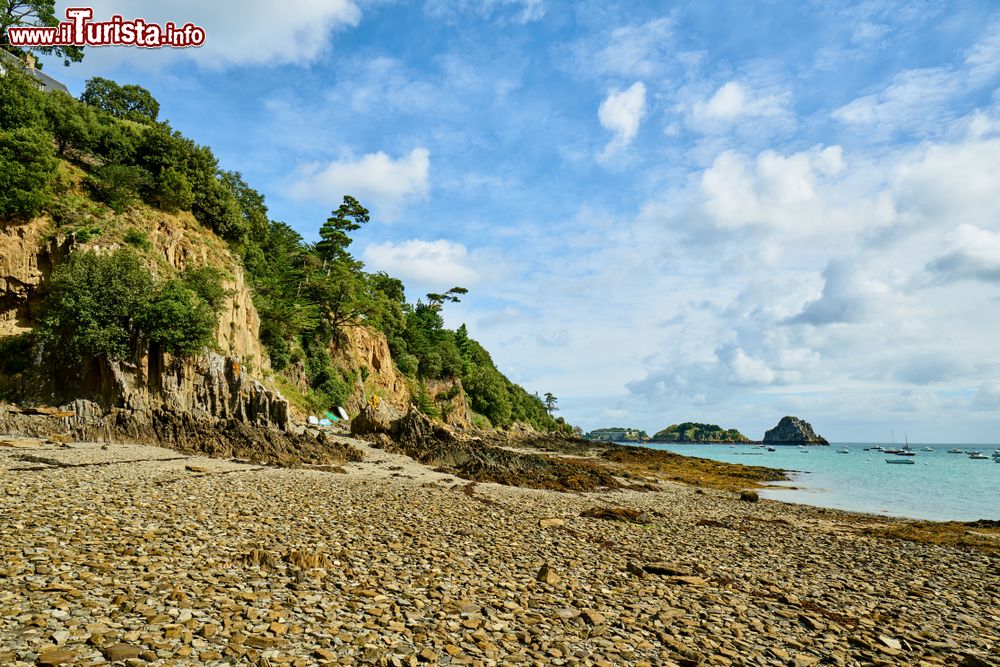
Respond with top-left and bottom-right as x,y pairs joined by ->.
1,0 -> 84,66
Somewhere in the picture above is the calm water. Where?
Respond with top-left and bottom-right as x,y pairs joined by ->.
646,442 -> 1000,522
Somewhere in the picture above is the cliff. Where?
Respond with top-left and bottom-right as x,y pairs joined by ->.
0,181 -> 475,443
650,422 -> 751,443
762,416 -> 829,446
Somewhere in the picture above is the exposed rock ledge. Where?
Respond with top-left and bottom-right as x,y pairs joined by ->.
0,351 -> 363,466
762,415 -> 829,446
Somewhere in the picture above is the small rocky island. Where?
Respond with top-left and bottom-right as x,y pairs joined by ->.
762,416 -> 829,446
650,422 -> 751,443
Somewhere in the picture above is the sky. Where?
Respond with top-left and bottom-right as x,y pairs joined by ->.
38,0 -> 1000,442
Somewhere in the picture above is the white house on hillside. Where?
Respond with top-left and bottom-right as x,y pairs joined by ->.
0,49 -> 69,93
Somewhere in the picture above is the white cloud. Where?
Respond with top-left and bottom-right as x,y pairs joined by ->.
834,22 -> 1000,137
965,20 -> 1000,84
594,17 -> 675,78
289,148 -> 430,221
973,380 -> 1000,408
833,67 -> 960,134
54,0 -> 361,69
598,82 -> 646,159
927,224 -> 1000,283
700,145 -> 865,233
790,259 -> 892,326
690,81 -> 791,131
362,239 -> 479,287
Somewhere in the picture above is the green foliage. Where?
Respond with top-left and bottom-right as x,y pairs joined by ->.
39,249 -> 153,362
316,195 -> 368,264
80,77 -> 159,124
122,227 -> 150,250
413,382 -> 439,418
1,1 -> 85,66
39,249 -> 220,366
138,280 -> 217,356
180,266 -> 227,312
0,333 -> 34,374
151,166 -> 194,212
301,335 -> 354,411
0,68 -> 47,130
42,90 -> 98,155
463,365 -> 512,427
93,118 -> 140,164
0,126 -> 57,217
651,422 -> 751,443
87,164 -> 146,212
72,223 -> 102,243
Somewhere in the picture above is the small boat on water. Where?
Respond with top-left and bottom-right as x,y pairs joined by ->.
886,458 -> 916,465
767,447 -> 776,452
922,447 -> 934,452
969,452 -> 989,460
947,448 -> 964,453
837,448 -> 849,453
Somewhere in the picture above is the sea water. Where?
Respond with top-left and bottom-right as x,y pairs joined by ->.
646,443 -> 1000,522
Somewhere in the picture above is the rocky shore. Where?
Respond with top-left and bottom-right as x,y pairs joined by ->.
2,434 -> 997,667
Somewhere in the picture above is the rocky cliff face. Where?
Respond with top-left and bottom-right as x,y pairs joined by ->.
0,217 -> 61,337
762,416 -> 829,445
0,213 -> 289,435
325,328 -> 473,429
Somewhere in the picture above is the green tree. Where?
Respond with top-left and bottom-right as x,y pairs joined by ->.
138,280 -> 217,356
151,166 -> 194,212
180,266 -> 227,312
39,249 -> 153,362
87,163 -> 146,212
42,90 -> 98,154
0,67 -> 46,130
543,392 -> 558,415
1,1 -> 84,66
80,77 -> 158,123
316,195 -> 368,264
0,126 -> 57,216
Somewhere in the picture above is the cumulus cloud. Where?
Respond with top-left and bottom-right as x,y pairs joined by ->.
598,82 -> 647,159
926,224 -> 1000,283
790,260 -> 891,326
700,145 -> 856,232
362,239 -> 479,287
289,148 -> 430,221
689,81 -> 792,132
54,0 -> 361,69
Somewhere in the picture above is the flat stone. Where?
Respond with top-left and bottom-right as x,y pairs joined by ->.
103,643 -> 142,661
37,649 -> 76,666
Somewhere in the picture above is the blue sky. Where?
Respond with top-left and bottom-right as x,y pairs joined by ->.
42,1 -> 1000,442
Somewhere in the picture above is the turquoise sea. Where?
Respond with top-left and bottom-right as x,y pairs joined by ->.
646,443 -> 1000,522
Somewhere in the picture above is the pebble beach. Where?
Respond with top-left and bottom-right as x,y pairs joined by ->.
1,436 -> 997,667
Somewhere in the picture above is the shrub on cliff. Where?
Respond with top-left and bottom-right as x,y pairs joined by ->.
138,280 -> 217,356
0,127 -> 58,217
40,249 -> 153,362
39,249 -> 223,365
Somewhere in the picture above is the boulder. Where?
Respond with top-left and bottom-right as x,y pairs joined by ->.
762,416 -> 828,446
